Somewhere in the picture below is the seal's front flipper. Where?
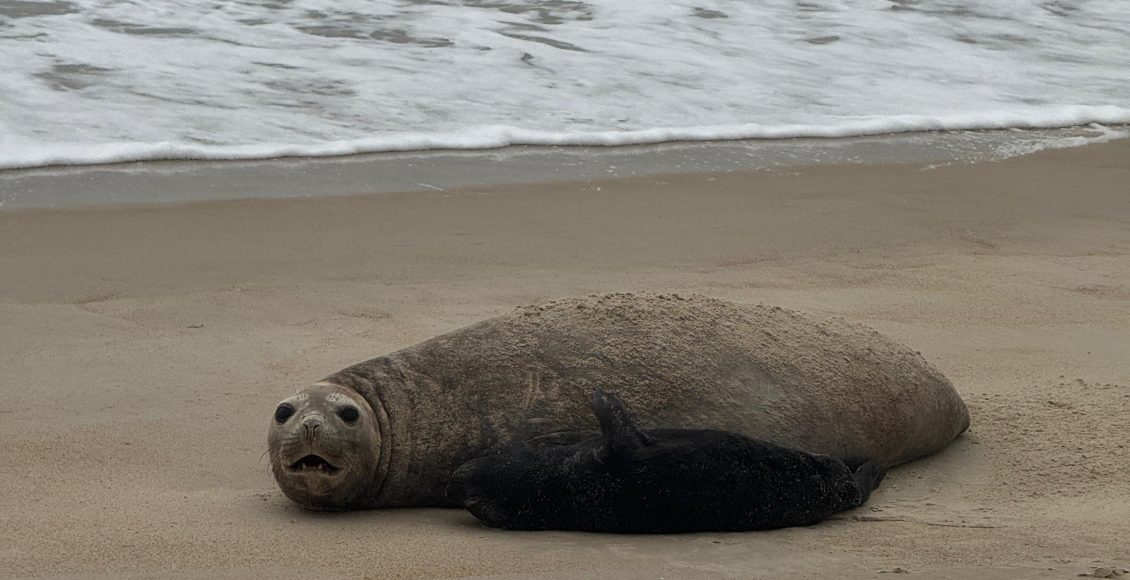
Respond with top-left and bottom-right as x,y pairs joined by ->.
591,389 -> 650,458
851,460 -> 888,506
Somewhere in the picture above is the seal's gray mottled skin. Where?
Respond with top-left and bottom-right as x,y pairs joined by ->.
268,293 -> 969,509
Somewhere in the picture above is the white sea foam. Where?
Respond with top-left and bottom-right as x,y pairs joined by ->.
1,0 -> 1127,169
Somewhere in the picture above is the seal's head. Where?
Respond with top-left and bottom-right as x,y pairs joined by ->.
268,384 -> 382,509
446,447 -> 580,530
445,390 -> 640,530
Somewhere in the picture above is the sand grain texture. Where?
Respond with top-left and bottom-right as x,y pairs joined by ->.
2,139 -> 1129,578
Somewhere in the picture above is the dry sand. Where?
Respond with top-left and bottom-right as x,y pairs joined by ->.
1,139 -> 1128,579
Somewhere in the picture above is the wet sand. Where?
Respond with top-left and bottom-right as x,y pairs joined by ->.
1,138 -> 1128,579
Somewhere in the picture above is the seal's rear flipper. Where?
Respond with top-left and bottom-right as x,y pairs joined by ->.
591,389 -> 650,457
852,460 -> 888,506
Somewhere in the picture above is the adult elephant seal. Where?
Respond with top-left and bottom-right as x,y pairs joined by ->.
268,293 -> 969,510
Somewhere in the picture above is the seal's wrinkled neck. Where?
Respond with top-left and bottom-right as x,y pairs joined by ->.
321,359 -> 403,508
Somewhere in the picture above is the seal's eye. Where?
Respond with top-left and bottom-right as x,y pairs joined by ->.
274,403 -> 295,424
338,406 -> 360,424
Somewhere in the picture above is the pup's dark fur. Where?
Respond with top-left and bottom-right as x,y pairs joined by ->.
447,390 -> 886,532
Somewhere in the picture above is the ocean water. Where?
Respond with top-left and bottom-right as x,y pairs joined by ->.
1,0 -> 1127,170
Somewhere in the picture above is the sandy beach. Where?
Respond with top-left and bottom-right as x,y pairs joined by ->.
1,138 -> 1128,579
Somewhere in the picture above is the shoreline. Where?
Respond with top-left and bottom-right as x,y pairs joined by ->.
2,139 -> 1128,578
1,125 -> 1125,211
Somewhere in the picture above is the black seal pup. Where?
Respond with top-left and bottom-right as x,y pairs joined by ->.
446,390 -> 887,532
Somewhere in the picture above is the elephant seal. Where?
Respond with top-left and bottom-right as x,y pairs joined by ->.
268,293 -> 969,510
447,390 -> 887,532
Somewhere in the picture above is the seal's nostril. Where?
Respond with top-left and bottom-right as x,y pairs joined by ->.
302,418 -> 321,438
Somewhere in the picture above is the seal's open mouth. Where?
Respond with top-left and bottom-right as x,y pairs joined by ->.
288,454 -> 341,475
